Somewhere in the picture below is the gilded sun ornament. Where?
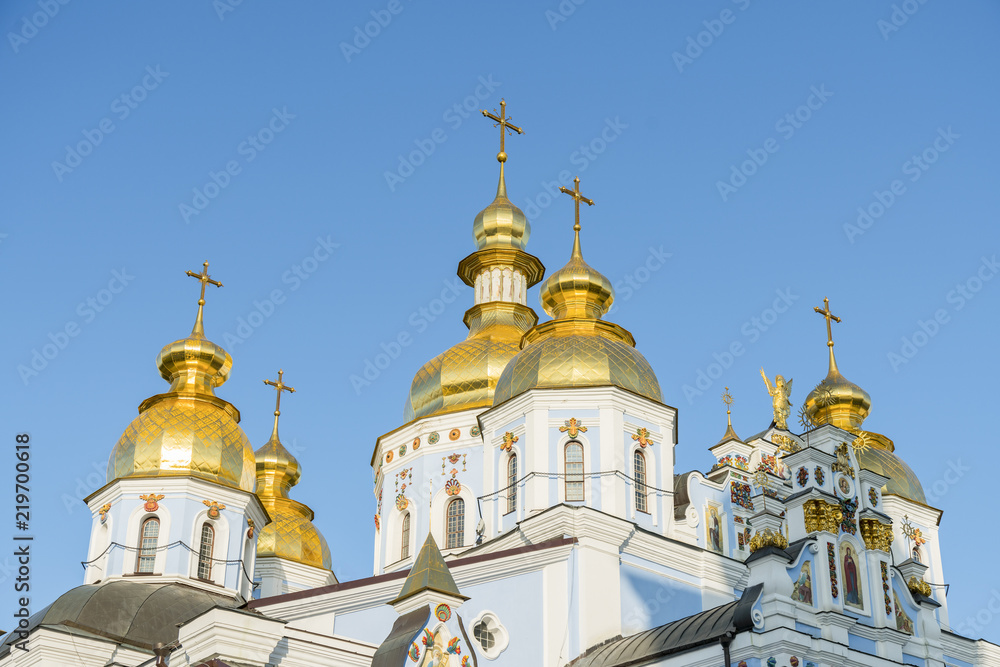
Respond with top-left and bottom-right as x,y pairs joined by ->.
753,464 -> 771,491
632,427 -> 654,448
852,431 -> 871,454
798,404 -> 816,430
559,418 -> 587,438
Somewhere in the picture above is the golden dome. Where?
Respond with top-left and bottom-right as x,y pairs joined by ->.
494,199 -> 662,406
803,350 -> 872,431
107,288 -> 256,493
473,164 -> 530,251
855,431 -> 927,504
405,303 -> 537,421
254,373 -> 332,571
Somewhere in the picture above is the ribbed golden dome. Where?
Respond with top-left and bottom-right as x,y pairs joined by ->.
803,348 -> 872,432
854,431 -> 926,504
107,297 -> 255,492
473,164 -> 530,251
493,204 -> 661,406
405,303 -> 537,421
254,375 -> 332,571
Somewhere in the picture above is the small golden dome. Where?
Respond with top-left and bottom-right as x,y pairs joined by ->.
538,222 -> 614,319
473,164 -> 530,251
803,348 -> 872,432
107,295 -> 255,492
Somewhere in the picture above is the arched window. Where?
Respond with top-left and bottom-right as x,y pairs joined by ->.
400,512 -> 411,560
565,441 -> 584,501
136,517 -> 159,573
197,523 -> 215,579
446,498 -> 465,549
634,450 -> 648,513
506,453 -> 518,514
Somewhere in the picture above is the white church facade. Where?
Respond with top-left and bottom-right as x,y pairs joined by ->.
4,100 -> 998,667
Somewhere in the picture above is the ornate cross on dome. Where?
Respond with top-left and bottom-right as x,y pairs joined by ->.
813,297 -> 841,348
559,177 -> 595,232
264,369 -> 296,419
481,98 -> 524,163
186,261 -> 223,306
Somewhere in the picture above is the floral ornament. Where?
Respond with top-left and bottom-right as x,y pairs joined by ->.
428,432 -> 440,445
139,493 -> 164,512
98,503 -> 112,524
470,425 -> 481,437
445,479 -> 461,496
409,642 -> 420,662
559,418 -> 587,438
386,451 -> 394,463
797,467 -> 809,487
881,561 -> 892,614
730,481 -> 754,510
632,427 -> 654,448
462,656 -> 471,667
767,658 -> 777,667
374,514 -> 380,531
447,637 -> 461,655
449,428 -> 461,441
422,629 -> 434,647
247,518 -> 255,539
412,437 -> 421,449
790,658 -> 799,667
434,603 -> 451,621
828,543 -> 839,599
839,498 -> 858,535
500,431 -> 519,451
396,494 -> 408,510
202,500 -> 226,519
399,444 -> 407,457
868,487 -> 879,507
448,454 -> 461,464
814,466 -> 825,486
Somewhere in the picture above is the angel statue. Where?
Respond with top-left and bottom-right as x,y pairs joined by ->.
760,368 -> 793,430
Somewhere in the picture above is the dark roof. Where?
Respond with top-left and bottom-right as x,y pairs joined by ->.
673,471 -> 694,521
568,584 -> 763,667
371,606 -> 430,667
390,533 -> 467,605
744,546 -> 791,565
785,537 -> 813,563
0,580 -> 241,654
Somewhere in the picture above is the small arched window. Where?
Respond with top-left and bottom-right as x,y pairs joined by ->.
506,453 -> 518,514
197,523 -> 215,579
446,498 -> 465,549
136,517 -> 159,573
400,512 -> 411,560
634,450 -> 648,513
565,441 -> 584,501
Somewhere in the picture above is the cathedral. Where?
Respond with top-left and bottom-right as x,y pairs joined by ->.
5,99 -> 998,667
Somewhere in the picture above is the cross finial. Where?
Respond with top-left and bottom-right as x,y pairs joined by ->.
559,177 -> 595,232
722,387 -> 734,426
263,369 -> 296,441
813,297 -> 841,349
184,261 -> 223,336
481,98 -> 524,164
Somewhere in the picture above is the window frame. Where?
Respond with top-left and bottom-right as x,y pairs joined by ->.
564,440 -> 585,502
136,516 -> 160,574
634,449 -> 648,514
400,511 -> 411,560
197,522 -> 215,580
505,453 -> 518,515
446,497 -> 465,549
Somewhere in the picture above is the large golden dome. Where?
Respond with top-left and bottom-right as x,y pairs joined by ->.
107,290 -> 255,493
855,432 -> 926,504
494,199 -> 662,406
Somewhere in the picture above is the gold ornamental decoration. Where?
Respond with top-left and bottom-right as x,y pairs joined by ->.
247,518 -> 255,539
203,499 -> 226,519
632,427 -> 654,448
860,518 -> 893,552
98,503 -> 112,524
772,433 -> 800,455
500,431 -> 519,451
832,442 -> 856,479
139,493 -> 165,512
559,418 -> 588,438
749,527 -> 788,553
480,98 -> 524,164
803,499 -> 842,534
907,576 -> 932,597
760,368 -> 793,430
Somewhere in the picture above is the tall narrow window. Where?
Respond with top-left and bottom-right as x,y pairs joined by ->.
400,512 -> 411,560
565,441 -> 584,501
446,498 -> 465,549
506,453 -> 518,514
197,523 -> 215,579
136,517 -> 159,573
634,450 -> 648,513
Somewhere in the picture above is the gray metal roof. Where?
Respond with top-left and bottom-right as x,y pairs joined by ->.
568,584 -> 763,667
371,605 -> 430,667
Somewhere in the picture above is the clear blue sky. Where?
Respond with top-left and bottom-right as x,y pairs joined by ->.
2,0 -> 998,641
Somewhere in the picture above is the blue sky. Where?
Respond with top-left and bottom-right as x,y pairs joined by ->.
2,0 -> 998,642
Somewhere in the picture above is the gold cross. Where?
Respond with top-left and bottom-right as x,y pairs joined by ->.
559,177 -> 595,231
813,297 -> 842,348
185,261 -> 223,306
264,369 -> 296,418
481,98 -> 524,163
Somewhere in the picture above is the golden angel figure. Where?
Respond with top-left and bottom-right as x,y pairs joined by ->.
760,368 -> 793,430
